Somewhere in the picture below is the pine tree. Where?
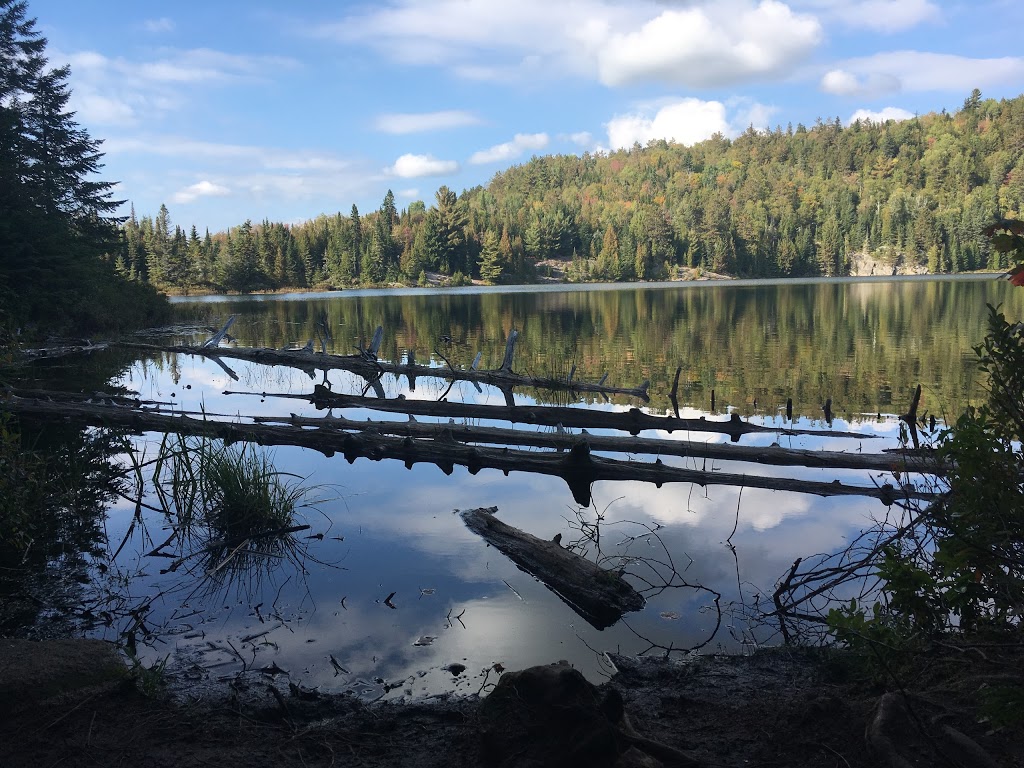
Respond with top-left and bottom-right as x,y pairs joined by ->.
478,230 -> 503,283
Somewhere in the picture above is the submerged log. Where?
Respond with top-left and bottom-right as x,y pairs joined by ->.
268,385 -> 880,441
460,507 -> 645,629
255,411 -> 947,475
0,394 -> 928,505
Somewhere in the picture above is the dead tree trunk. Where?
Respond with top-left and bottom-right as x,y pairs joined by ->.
252,385 -> 880,441
253,411 -> 946,475
460,507 -> 645,629
1,394 -> 927,506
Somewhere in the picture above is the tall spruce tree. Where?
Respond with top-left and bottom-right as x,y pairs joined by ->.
0,0 -> 166,333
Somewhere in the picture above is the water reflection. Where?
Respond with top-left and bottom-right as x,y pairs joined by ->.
173,276 -> 1020,420
7,278 -> 1019,698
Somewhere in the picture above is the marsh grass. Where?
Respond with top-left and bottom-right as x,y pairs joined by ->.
151,435 -> 319,589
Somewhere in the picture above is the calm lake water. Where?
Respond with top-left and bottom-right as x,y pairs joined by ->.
11,276 -> 1024,699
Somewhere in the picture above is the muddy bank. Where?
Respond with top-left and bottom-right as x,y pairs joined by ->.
1,639 -> 1021,767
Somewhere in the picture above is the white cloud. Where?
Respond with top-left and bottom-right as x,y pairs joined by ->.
595,2 -> 822,87
172,180 -> 230,204
848,107 -> 915,125
60,47 -> 298,130
730,98 -> 780,132
143,17 -> 175,34
387,153 -> 459,178
819,52 -> 1024,96
567,131 -> 593,146
316,0 -> 822,88
374,110 -> 483,134
606,98 -> 730,149
398,188 -> 420,199
794,0 -> 939,32
104,136 -> 352,173
469,132 -> 549,164
820,69 -> 862,96
66,48 -> 294,85
72,92 -> 136,126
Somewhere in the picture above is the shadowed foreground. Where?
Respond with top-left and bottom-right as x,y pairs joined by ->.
2,639 -> 1022,768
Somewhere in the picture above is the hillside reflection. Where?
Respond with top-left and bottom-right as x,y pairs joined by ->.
176,277 -> 1020,419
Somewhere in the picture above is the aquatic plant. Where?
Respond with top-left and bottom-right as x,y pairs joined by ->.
152,435 -> 314,582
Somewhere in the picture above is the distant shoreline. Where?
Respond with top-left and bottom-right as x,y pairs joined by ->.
168,270 -> 1002,304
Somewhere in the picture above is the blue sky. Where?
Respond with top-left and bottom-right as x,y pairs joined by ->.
30,0 -> 1024,233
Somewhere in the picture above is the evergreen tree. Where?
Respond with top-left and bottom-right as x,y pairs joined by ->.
0,0 -> 166,332
348,204 -> 362,281
478,230 -> 503,283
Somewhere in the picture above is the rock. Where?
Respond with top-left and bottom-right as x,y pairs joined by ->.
478,662 -> 703,768
0,638 -> 126,716
478,662 -> 624,768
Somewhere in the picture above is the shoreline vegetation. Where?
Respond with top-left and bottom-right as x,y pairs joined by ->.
158,264 -> 997,300
116,89 -> 1023,302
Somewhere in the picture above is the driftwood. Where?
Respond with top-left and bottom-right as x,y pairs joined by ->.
254,385 -> 881,442
113,329 -> 651,401
0,394 -> 926,505
460,507 -> 645,629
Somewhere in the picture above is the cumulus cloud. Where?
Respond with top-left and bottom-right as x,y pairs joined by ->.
388,153 -> 459,178
606,98 -> 730,149
819,52 -> 1024,96
595,2 -> 822,87
848,107 -> 915,125
374,110 -> 482,134
314,0 -> 822,88
172,180 -> 230,204
469,132 -> 549,164
567,131 -> 593,147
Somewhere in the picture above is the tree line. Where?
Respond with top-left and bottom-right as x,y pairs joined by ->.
121,90 -> 1024,294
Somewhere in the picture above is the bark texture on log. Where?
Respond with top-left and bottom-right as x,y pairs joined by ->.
460,507 -> 645,629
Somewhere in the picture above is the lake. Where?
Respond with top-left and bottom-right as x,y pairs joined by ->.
7,275 -> 1022,699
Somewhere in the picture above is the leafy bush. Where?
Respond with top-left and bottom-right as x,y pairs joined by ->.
827,304 -> 1024,646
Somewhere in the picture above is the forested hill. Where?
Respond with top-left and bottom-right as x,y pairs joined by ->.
123,90 -> 1024,294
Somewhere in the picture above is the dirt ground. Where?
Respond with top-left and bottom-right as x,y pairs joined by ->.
1,639 -> 1021,768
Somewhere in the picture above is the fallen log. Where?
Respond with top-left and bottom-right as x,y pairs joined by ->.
112,341 -> 651,401
0,394 -> 929,505
254,411 -> 948,475
460,507 -> 645,629
248,385 -> 880,442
